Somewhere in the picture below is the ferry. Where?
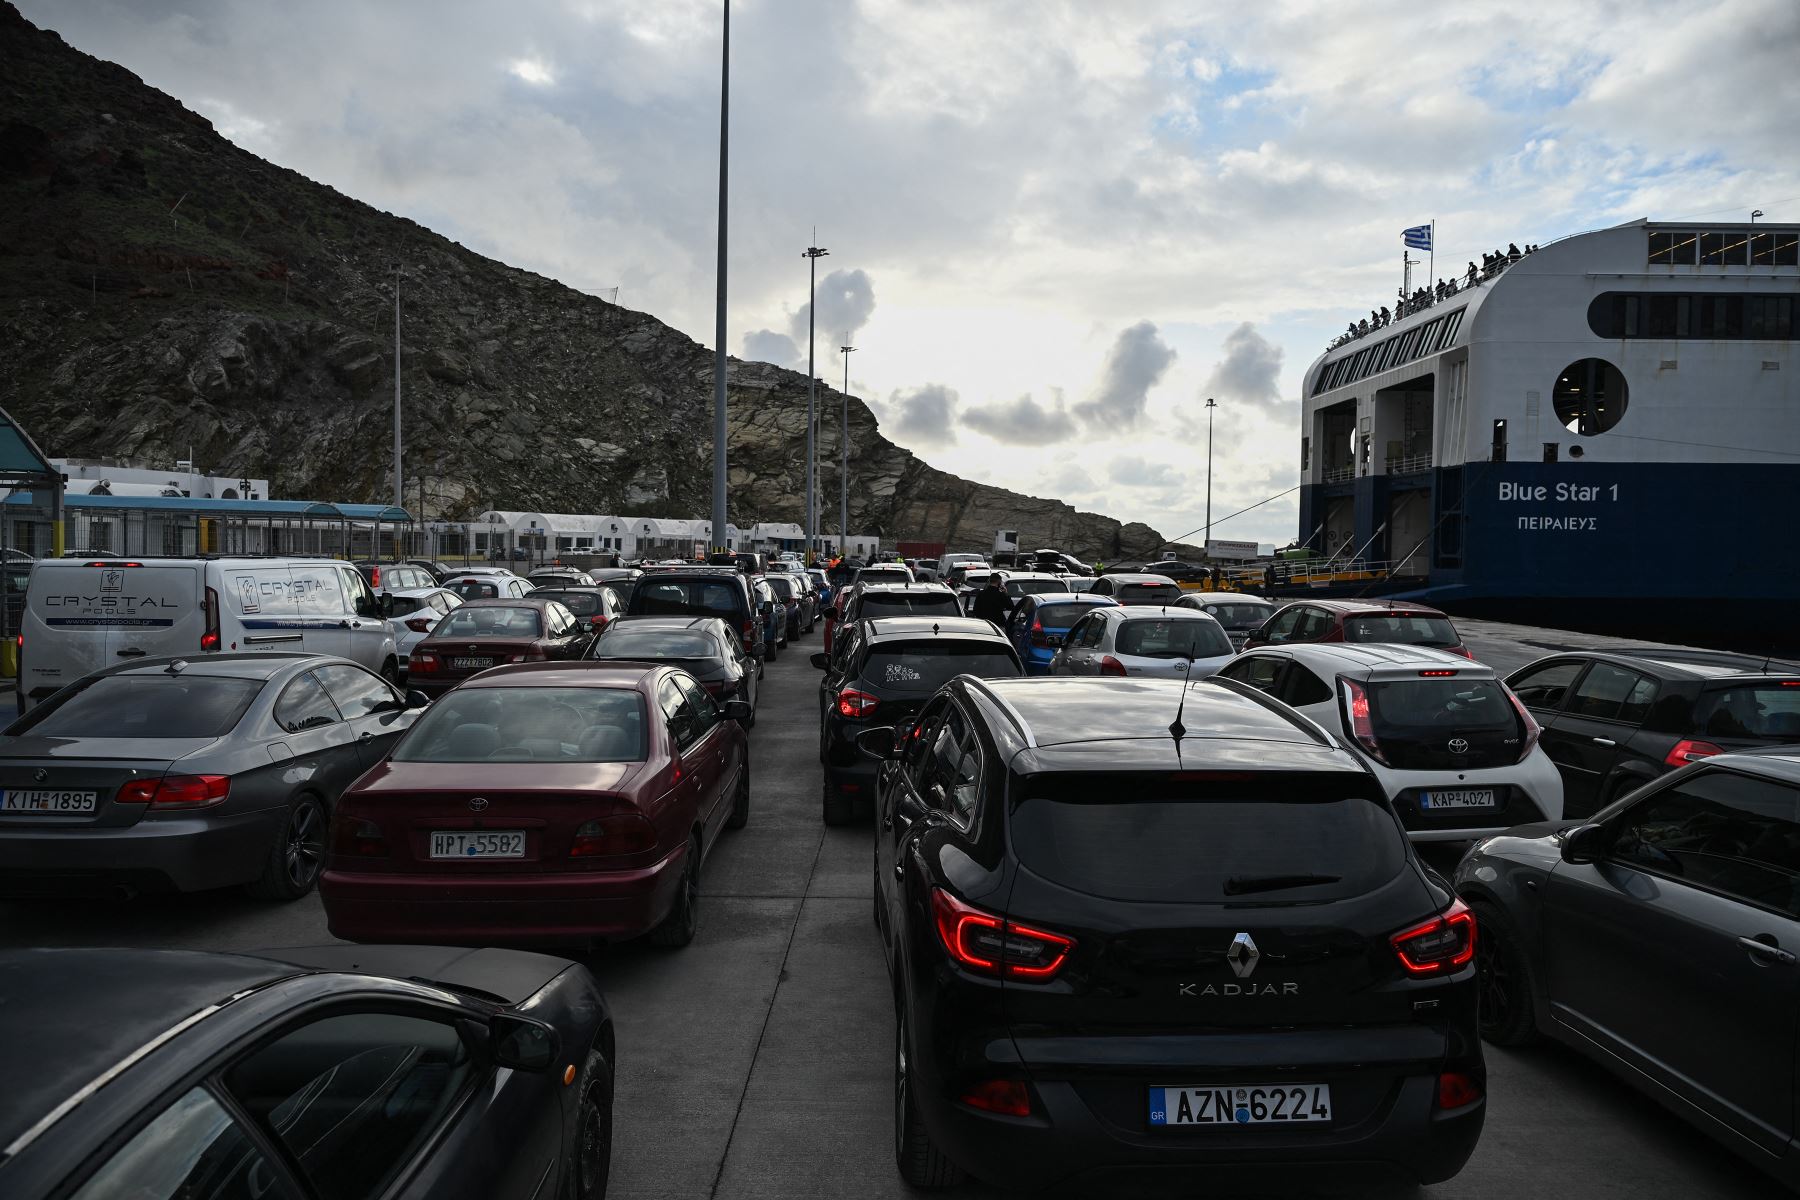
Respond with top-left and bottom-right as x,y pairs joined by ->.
1295,218 -> 1799,653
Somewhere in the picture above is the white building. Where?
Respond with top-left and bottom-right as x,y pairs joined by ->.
54,459 -> 271,501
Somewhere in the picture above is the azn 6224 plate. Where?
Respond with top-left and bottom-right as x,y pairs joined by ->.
1150,1083 -> 1331,1126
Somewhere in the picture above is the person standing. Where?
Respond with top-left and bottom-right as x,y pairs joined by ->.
971,574 -> 1012,626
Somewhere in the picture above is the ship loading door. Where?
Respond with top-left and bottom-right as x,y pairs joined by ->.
1324,497 -> 1354,559
1387,491 -> 1430,576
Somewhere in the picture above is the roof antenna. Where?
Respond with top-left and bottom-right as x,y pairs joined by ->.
1170,644 -> 1196,742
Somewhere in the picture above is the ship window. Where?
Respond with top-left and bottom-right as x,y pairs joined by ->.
1442,308 -> 1465,345
1700,232 -> 1749,266
1587,291 -> 1794,340
1491,420 -> 1507,463
1746,296 -> 1794,339
1649,231 -> 1697,265
1553,359 -> 1628,436
1750,232 -> 1798,267
1695,295 -> 1743,337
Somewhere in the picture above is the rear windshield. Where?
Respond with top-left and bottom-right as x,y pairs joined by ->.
1116,618 -> 1233,659
1034,601 -> 1108,629
1365,679 -> 1517,736
12,675 -> 262,739
1692,683 -> 1800,740
766,577 -> 797,599
1007,578 -> 1071,598
1010,773 -> 1403,903
538,590 -> 603,615
388,596 -> 428,615
858,569 -> 912,585
859,592 -> 960,619
1343,613 -> 1459,647
435,607 -> 542,638
1206,603 -> 1273,628
396,686 -> 647,762
449,580 -> 500,600
593,630 -> 717,659
1117,582 -> 1179,604
862,641 -> 1020,693
629,578 -> 745,620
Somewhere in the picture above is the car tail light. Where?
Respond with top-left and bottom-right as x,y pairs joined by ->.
334,817 -> 388,857
508,650 -> 548,663
1339,678 -> 1390,765
1418,669 -> 1457,677
931,888 -> 1075,981
958,1079 -> 1032,1117
1390,898 -> 1476,976
1446,645 -> 1475,659
590,614 -> 610,629
405,616 -> 434,633
837,688 -> 880,719
1097,655 -> 1127,677
1028,619 -> 1050,648
1438,1071 -> 1482,1110
200,586 -> 221,652
570,813 -> 658,859
369,566 -> 381,587
118,774 -> 231,810
411,652 -> 438,673
1502,686 -> 1541,762
1665,738 -> 1724,768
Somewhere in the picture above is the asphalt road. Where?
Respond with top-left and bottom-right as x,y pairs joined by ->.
0,619 -> 1776,1199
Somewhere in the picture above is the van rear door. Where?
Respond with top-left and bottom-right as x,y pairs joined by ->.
20,563 -> 204,709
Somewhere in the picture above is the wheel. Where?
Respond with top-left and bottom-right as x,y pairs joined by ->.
1471,901 -> 1539,1046
647,835 -> 700,947
726,763 -> 750,830
895,1007 -> 962,1189
823,775 -> 855,826
247,794 -> 326,901
561,1046 -> 613,1200
380,657 -> 401,687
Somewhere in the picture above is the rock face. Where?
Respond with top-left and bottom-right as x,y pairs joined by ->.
0,4 -> 1188,559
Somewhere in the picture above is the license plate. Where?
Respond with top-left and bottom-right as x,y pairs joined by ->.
1150,1083 -> 1332,1126
450,656 -> 493,671
430,831 -> 525,859
1419,789 -> 1496,810
1,790 -> 98,814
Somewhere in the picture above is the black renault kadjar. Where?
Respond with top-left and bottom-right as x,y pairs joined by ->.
812,616 -> 1021,825
861,675 -> 1484,1192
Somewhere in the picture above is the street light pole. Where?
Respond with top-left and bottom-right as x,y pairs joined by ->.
802,240 -> 829,562
710,0 -> 731,553
1203,397 -> 1217,552
392,270 -> 403,511
839,340 -> 855,557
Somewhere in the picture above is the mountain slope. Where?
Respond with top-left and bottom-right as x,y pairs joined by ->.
0,4 -> 1186,558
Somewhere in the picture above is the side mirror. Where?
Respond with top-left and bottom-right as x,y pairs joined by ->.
749,641 -> 766,658
810,652 -> 831,670
405,688 -> 431,709
722,699 -> 753,721
379,593 -> 395,618
855,726 -> 900,761
490,1013 -> 560,1071
1560,823 -> 1609,865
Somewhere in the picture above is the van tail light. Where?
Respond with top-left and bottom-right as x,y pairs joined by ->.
1339,678 -> 1390,765
1437,1071 -> 1482,1111
837,688 -> 880,719
1665,739 -> 1724,768
958,1079 -> 1033,1117
404,616 -> 434,633
931,888 -> 1075,981
118,774 -> 231,810
411,653 -> 438,673
570,813 -> 658,859
1029,619 -> 1049,648
1503,686 -> 1541,762
200,586 -> 221,652
334,816 -> 388,858
1097,655 -> 1127,677
1390,898 -> 1476,976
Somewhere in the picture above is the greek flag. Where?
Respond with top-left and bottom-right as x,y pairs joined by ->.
1402,224 -> 1433,250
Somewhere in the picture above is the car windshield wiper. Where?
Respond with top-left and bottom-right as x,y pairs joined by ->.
1222,873 -> 1342,896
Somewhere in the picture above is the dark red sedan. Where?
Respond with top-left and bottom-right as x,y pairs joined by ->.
407,597 -> 597,696
321,661 -> 750,948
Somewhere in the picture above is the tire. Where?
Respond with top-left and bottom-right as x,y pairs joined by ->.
647,835 -> 700,947
895,1008 -> 962,1189
1471,901 -> 1539,1046
726,764 -> 750,830
561,1046 -> 613,1200
246,794 -> 327,901
822,775 -> 855,826
380,657 -> 401,688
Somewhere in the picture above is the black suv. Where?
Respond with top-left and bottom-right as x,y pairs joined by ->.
1507,649 -> 1800,817
862,676 -> 1485,1192
626,567 -> 763,656
812,617 -> 1021,825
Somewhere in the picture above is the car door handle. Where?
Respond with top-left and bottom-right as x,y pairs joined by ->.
1738,936 -> 1796,965
894,863 -> 904,879
115,648 -> 147,657
1592,737 -> 1617,747
359,731 -> 374,741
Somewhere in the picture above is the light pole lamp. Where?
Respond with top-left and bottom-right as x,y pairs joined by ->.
802,243 -> 829,562
839,340 -> 855,557
1203,397 -> 1217,552
710,0 -> 731,554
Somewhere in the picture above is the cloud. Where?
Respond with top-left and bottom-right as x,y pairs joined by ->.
1106,455 -> 1184,489
961,390 -> 1077,445
1201,321 -> 1286,412
741,329 -> 800,369
1073,321 -> 1176,430
887,383 -> 959,447
507,57 -> 555,87
791,268 -> 876,348
1043,460 -> 1098,494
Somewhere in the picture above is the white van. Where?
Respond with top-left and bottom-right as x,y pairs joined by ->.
18,557 -> 398,711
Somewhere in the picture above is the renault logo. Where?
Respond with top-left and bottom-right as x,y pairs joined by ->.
1226,932 -> 1260,978
1448,737 -> 1470,754
468,797 -> 489,812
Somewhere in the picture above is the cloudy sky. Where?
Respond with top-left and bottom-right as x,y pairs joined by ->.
24,0 -> 1799,546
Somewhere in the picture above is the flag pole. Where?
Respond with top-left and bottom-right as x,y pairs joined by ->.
1428,220 -> 1435,294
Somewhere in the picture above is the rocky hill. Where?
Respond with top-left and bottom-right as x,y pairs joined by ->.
0,4 -> 1186,559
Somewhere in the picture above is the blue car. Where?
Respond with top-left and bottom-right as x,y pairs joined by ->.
1002,592 -> 1119,674
808,569 -> 834,611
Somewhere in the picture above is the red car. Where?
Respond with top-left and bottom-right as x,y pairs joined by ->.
1243,598 -> 1472,657
320,661 -> 751,948
407,597 -> 598,696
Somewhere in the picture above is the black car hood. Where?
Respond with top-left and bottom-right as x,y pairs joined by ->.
251,945 -> 576,1007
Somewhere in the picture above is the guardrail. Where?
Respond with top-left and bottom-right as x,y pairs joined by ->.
1322,465 -> 1357,484
1386,452 -> 1433,475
